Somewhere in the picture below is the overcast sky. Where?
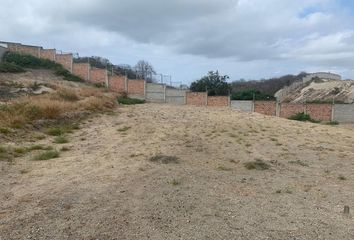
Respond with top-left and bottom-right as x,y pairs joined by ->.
1,0 -> 354,84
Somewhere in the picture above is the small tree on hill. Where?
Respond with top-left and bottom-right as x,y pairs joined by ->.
190,71 -> 230,96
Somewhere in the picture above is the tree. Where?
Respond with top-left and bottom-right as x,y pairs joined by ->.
134,60 -> 156,82
190,71 -> 230,96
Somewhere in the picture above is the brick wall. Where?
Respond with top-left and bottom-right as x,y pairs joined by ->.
108,76 -> 126,92
207,96 -> 229,107
90,68 -> 107,85
55,54 -> 73,72
72,63 -> 90,81
279,103 -> 305,118
127,79 -> 145,95
254,101 -> 276,116
40,49 -> 56,61
306,104 -> 332,121
186,92 -> 207,106
16,44 -> 41,57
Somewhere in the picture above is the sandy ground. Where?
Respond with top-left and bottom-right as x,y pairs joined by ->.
1,103 -> 354,239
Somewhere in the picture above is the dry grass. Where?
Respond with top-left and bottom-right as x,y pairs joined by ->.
0,84 -> 117,129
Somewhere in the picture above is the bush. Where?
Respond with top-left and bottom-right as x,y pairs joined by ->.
244,159 -> 270,170
288,112 -> 319,123
33,150 -> 59,161
117,96 -> 145,105
0,62 -> 25,73
3,52 -> 84,82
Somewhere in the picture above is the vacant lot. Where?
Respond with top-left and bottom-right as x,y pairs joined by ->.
1,104 -> 354,239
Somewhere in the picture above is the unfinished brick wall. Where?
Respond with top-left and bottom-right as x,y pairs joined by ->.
40,49 -> 56,61
108,76 -> 126,92
90,68 -> 107,86
254,101 -> 276,116
280,103 -> 305,119
306,104 -> 332,121
72,63 -> 90,81
207,96 -> 229,107
15,44 -> 41,58
55,54 -> 73,72
186,92 -> 207,106
127,79 -> 145,96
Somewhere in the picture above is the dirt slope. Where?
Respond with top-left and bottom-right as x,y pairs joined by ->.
279,79 -> 354,103
1,104 -> 354,239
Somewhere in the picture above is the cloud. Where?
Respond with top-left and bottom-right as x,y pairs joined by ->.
0,0 -> 354,81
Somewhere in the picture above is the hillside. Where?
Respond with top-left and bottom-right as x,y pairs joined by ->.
277,79 -> 354,103
231,72 -> 307,96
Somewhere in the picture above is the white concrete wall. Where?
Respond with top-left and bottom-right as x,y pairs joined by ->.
333,104 -> 354,123
231,100 -> 253,112
165,88 -> 186,105
146,83 -> 165,102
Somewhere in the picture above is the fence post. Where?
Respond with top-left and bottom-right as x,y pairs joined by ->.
163,84 -> 166,103
331,97 -> 335,121
124,76 -> 128,92
276,101 -> 280,117
143,80 -> 146,100
205,91 -> 208,106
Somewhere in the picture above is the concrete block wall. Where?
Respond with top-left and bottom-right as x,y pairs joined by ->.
166,88 -> 186,105
254,101 -> 277,116
231,100 -> 253,112
186,92 -> 207,106
207,96 -> 229,107
333,104 -> 354,123
90,68 -> 108,86
72,63 -> 90,81
40,49 -> 56,61
55,53 -> 73,72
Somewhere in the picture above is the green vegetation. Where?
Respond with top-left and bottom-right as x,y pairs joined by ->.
170,179 -> 181,186
3,52 -> 83,82
117,96 -> 145,105
0,62 -> 25,73
288,112 -> 320,123
33,150 -> 59,161
117,126 -> 131,132
231,89 -> 275,101
45,123 -> 80,136
326,121 -> 339,126
0,127 -> 10,134
190,71 -> 230,96
244,159 -> 270,170
149,155 -> 179,164
53,136 -> 69,144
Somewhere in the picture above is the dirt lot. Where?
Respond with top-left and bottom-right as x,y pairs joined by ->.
1,104 -> 354,239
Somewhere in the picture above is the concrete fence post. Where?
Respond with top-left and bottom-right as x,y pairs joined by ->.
163,84 -> 167,103
143,80 -> 146,100
124,76 -> 128,92
205,91 -> 208,106
252,100 -> 255,112
331,104 -> 335,122
105,69 -> 109,88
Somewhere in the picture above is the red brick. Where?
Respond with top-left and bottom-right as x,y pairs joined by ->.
254,101 -> 276,116
40,49 -> 56,61
186,92 -> 207,106
72,63 -> 90,81
55,54 -> 73,72
306,104 -> 332,121
109,76 -> 126,92
207,96 -> 229,107
127,79 -> 145,95
280,103 -> 305,118
90,68 -> 107,85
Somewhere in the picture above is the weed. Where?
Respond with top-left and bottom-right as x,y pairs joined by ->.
244,159 -> 270,170
170,179 -> 181,186
53,136 -> 69,144
326,121 -> 339,126
33,150 -> 59,161
338,175 -> 347,181
117,96 -> 145,105
28,145 -> 52,151
0,128 -> 10,134
117,126 -> 131,132
149,155 -> 179,164
289,160 -> 309,167
275,189 -> 282,194
46,127 -> 63,136
0,62 -> 25,73
217,165 -> 232,171
60,146 -> 70,152
57,89 -> 79,101
13,147 -> 28,155
288,112 -> 320,123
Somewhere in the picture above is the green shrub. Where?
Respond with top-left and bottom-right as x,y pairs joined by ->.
53,136 -> 69,144
117,96 -> 145,105
326,121 -> 339,126
3,52 -> 84,82
288,112 -> 320,123
33,150 -> 59,161
244,159 -> 270,170
0,62 -> 25,73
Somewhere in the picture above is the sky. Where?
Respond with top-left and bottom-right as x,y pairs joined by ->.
1,0 -> 354,84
